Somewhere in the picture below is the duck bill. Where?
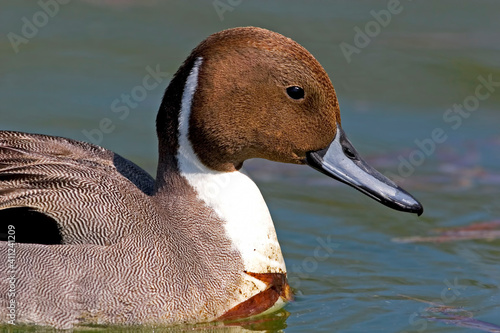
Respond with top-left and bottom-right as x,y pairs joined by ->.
306,125 -> 423,215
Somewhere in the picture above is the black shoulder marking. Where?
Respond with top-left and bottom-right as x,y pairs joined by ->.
0,207 -> 63,245
113,154 -> 155,196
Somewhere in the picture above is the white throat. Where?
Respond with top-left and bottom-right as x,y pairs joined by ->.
176,57 -> 286,274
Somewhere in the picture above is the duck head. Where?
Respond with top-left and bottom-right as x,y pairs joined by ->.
157,27 -> 423,215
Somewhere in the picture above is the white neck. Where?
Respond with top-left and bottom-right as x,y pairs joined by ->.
176,57 -> 286,274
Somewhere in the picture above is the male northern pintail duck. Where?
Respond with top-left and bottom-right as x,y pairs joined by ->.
0,27 -> 423,328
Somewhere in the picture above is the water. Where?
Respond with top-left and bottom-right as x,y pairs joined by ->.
1,1 -> 500,332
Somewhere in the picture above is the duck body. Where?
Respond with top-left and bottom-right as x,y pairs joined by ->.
0,132 -> 272,327
0,27 -> 422,328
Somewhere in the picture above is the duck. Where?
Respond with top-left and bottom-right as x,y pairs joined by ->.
0,27 -> 423,329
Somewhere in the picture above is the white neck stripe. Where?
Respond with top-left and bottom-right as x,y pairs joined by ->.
178,57 -> 206,173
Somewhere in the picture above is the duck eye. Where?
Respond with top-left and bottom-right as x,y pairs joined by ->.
286,86 -> 305,100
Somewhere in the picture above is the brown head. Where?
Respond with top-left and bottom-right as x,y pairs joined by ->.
157,27 -> 423,215
190,27 -> 341,171
158,27 -> 340,172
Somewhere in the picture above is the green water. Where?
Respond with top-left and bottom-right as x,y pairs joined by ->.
1,1 -> 499,332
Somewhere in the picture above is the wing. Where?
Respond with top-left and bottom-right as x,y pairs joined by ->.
0,131 -> 156,245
